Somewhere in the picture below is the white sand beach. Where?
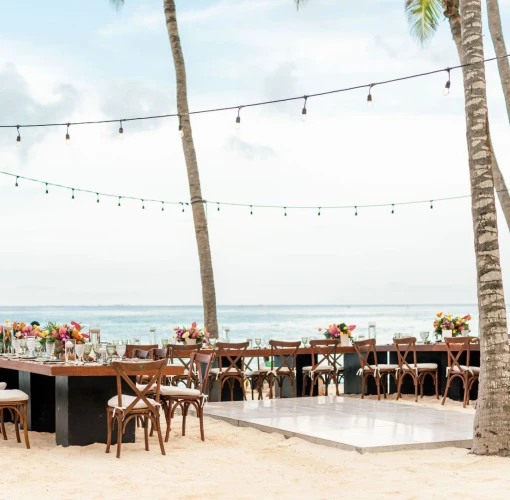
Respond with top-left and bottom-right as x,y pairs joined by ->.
2,396 -> 509,500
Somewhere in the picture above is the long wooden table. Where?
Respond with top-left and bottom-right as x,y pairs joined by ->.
0,358 -> 184,447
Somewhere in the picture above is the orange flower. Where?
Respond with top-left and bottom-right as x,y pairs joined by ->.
317,328 -> 322,332
436,312 -> 442,318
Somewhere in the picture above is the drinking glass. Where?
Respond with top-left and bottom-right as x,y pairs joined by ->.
26,337 -> 36,356
89,325 -> 100,344
419,331 -> 429,343
12,338 -> 21,355
64,339 -> 76,363
149,327 -> 156,345
83,342 -> 93,363
393,333 -> 401,339
116,343 -> 126,360
223,326 -> 231,343
254,338 -> 262,348
301,337 -> 309,348
92,343 -> 101,363
75,343 -> 86,364
20,338 -> 27,355
209,338 -> 217,349
106,344 -> 116,363
160,338 -> 169,348
46,341 -> 55,359
111,339 -> 119,346
35,340 -> 42,356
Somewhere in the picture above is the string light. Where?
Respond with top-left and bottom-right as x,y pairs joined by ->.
72,188 -> 74,199
45,183 -> 48,194
250,205 -> 253,215
217,202 -> 220,212
235,107 -> 241,130
367,85 -> 374,108
119,121 -> 124,140
301,96 -> 308,122
65,123 -> 70,144
178,115 -> 184,138
15,176 -> 19,188
142,199 -> 145,210
161,202 -> 165,212
430,200 -> 434,209
391,204 -> 395,214
118,196 -> 121,207
318,207 -> 321,216
180,202 -> 185,213
96,193 -> 100,203
355,206 -> 358,216
284,207 -> 287,217
444,69 -> 451,96
16,126 -> 20,147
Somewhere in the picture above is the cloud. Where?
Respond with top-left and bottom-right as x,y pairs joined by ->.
0,63 -> 78,147
226,136 -> 276,160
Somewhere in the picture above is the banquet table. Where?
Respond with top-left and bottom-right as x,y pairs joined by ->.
0,358 -> 184,447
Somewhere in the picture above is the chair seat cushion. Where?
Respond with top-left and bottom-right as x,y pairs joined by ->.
0,382 -> 6,390
0,389 -> 28,402
302,365 -> 334,372
274,367 -> 294,373
107,395 -> 148,409
246,367 -> 271,376
135,383 -> 154,393
448,365 -> 480,374
403,363 -> 438,370
210,367 -> 240,375
364,364 -> 399,371
160,385 -> 201,397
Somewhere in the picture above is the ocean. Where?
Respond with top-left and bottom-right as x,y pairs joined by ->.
0,304 -> 481,345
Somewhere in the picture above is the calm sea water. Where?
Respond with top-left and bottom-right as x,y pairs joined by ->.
0,305 -> 482,345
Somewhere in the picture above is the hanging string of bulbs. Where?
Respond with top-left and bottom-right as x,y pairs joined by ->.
2,169 -> 503,216
4,54 -> 509,146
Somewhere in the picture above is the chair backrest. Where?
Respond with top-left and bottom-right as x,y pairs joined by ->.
126,344 -> 158,358
393,337 -> 418,370
167,343 -> 202,371
150,348 -> 168,361
353,338 -> 378,372
111,359 -> 166,414
187,351 -> 216,394
216,341 -> 249,375
309,339 -> 339,370
444,336 -> 477,374
132,349 -> 150,359
269,340 -> 301,374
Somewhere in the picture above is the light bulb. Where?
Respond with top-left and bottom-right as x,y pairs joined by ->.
301,107 -> 307,122
15,177 -> 19,188
444,80 -> 451,96
16,134 -> 21,147
119,125 -> 124,140
179,124 -> 184,138
66,133 -> 70,144
367,93 -> 373,108
235,116 -> 241,130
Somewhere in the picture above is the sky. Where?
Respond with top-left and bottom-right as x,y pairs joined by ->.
1,0 -> 510,306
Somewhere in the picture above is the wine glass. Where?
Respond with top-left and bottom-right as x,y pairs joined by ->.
209,338 -> 217,349
160,338 -> 169,348
12,338 -> 21,356
75,343 -> 86,364
46,341 -> 55,359
64,340 -> 76,363
20,338 -> 27,355
106,344 -> 116,364
89,325 -> 100,344
92,343 -> 101,363
419,331 -> 429,343
35,339 -> 42,357
301,337 -> 309,348
26,336 -> 36,356
83,342 -> 93,363
254,338 -> 262,349
116,343 -> 126,360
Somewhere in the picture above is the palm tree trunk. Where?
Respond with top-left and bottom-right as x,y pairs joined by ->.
446,4 -> 510,232
459,0 -> 510,456
163,0 -> 219,337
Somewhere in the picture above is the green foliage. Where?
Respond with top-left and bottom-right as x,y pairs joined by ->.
405,0 -> 443,46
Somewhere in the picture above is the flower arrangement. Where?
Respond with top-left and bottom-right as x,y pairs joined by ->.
0,322 -> 12,347
12,322 -> 40,339
40,321 -> 88,344
318,323 -> 357,339
173,322 -> 209,344
433,312 -> 471,338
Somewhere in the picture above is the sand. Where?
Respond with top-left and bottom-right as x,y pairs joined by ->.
2,396 -> 509,500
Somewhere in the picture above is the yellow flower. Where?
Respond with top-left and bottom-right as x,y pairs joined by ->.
5,320 -> 10,324
447,314 -> 452,320
41,331 -> 48,338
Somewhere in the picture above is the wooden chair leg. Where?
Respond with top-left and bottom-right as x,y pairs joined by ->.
334,372 -> 340,396
217,377 -> 222,402
144,416 -> 149,451
361,374 -> 366,399
414,374 -> 419,402
324,376 -> 329,396
14,410 -> 21,443
198,405 -> 205,441
22,404 -> 30,450
106,411 -> 112,453
375,375 -> 381,401
241,377 -> 247,401
435,370 -> 439,399
302,374 -> 307,397
0,409 -> 6,441
396,374 -> 403,400
116,416 -> 123,459
442,375 -> 452,405
182,403 -> 189,436
291,376 -> 296,398
155,414 -> 166,455
164,403 -> 172,442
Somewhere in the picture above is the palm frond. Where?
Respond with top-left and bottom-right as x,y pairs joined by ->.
109,0 -> 124,11
405,0 -> 443,46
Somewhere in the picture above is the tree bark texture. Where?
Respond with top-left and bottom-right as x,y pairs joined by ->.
447,2 -> 510,232
459,0 -> 510,456
164,0 -> 219,337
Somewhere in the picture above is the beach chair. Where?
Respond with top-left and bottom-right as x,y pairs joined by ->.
268,340 -> 301,398
442,336 -> 479,408
0,388 -> 30,449
106,359 -> 166,459
353,339 -> 398,400
160,351 -> 215,442
301,339 -> 340,397
393,337 -> 438,402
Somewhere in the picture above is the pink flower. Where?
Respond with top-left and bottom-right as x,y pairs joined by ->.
191,322 -> 197,329
349,325 -> 357,332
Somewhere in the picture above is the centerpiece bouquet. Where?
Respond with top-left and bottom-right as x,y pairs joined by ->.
433,313 -> 471,339
12,321 -> 38,339
173,322 -> 209,345
0,321 -> 13,352
318,323 -> 356,346
41,321 -> 88,345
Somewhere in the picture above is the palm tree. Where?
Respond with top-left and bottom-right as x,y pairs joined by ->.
111,0 -> 218,337
405,0 -> 510,231
458,0 -> 510,456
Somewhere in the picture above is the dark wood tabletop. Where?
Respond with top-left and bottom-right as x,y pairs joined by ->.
0,358 -> 185,377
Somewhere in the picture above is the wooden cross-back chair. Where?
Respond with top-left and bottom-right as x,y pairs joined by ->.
245,355 -> 271,400
302,339 -> 340,397
269,340 -> 301,398
167,343 -> 202,388
208,341 -> 249,401
160,351 -> 215,442
106,359 -> 166,459
393,337 -> 438,402
0,388 -> 30,449
353,339 -> 398,400
443,336 -> 480,408
126,345 -> 158,359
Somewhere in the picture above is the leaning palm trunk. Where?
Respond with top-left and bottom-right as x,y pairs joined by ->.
164,0 -> 218,337
459,0 -> 510,456
445,1 -> 510,232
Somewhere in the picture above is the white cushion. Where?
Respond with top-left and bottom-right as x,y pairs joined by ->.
160,386 -> 201,397
274,367 -> 294,373
363,364 -> 399,371
448,365 -> 480,374
246,367 -> 271,376
0,382 -> 6,390
107,395 -> 148,409
135,383 -> 155,393
0,389 -> 28,402
210,367 -> 241,375
302,365 -> 334,372
403,363 -> 438,370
